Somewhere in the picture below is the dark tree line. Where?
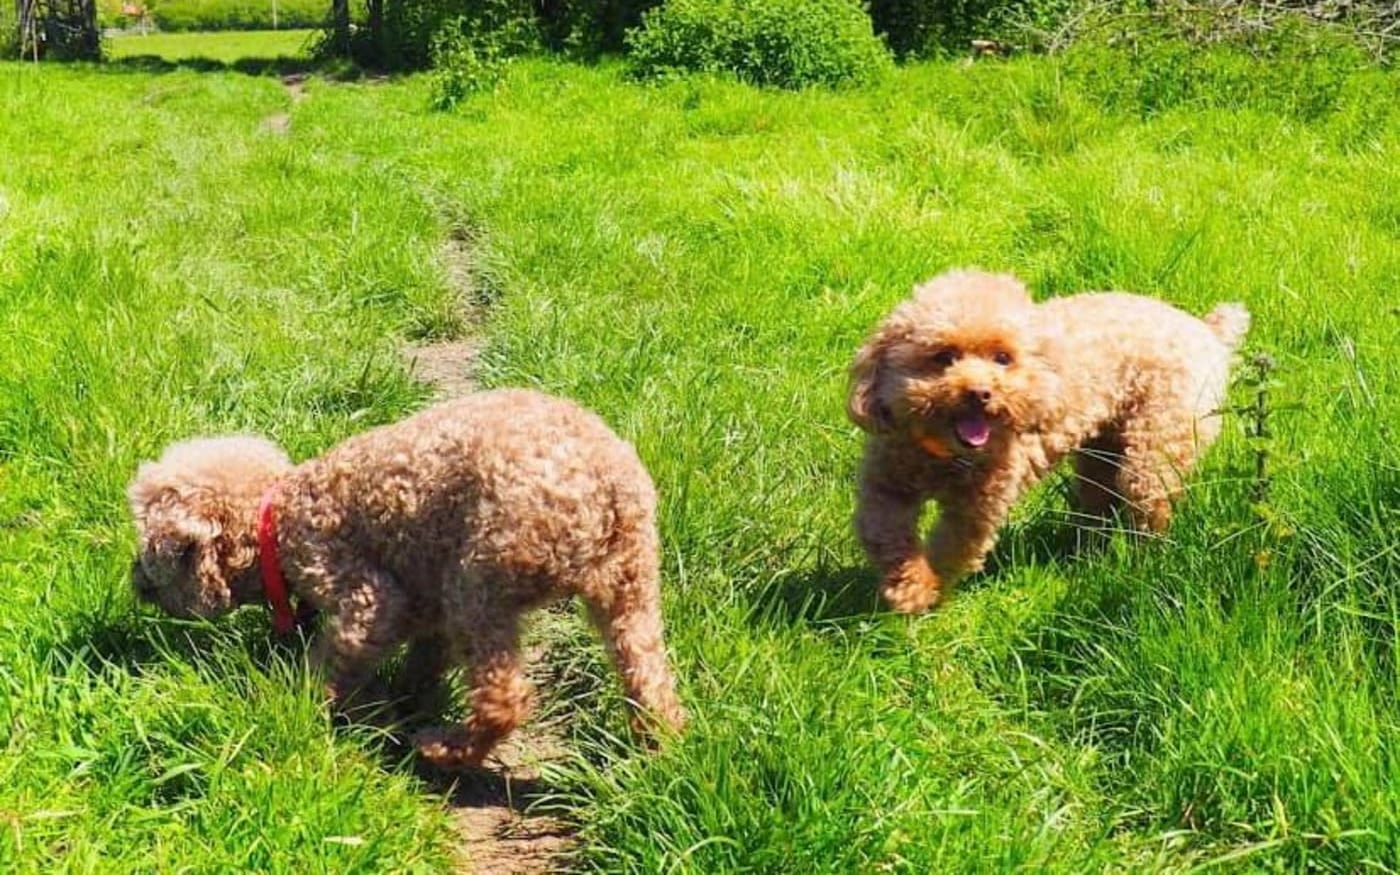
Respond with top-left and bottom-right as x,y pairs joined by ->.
13,0 -> 100,59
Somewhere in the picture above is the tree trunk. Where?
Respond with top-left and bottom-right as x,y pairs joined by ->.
367,0 -> 383,58
330,0 -> 350,56
18,0 -> 100,60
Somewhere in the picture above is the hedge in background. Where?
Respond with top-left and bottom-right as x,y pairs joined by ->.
1,5 -> 18,57
344,0 -> 657,68
101,0 -> 332,32
869,0 -> 1074,58
536,0 -> 661,55
350,0 -> 535,71
626,0 -> 892,88
1063,11 -> 1377,119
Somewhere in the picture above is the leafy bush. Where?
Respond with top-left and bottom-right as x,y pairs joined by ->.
1,5 -> 19,59
537,0 -> 662,55
428,27 -> 496,110
428,11 -> 534,108
626,0 -> 892,89
350,0 -> 535,70
868,0 -> 1071,58
1063,11 -> 1373,119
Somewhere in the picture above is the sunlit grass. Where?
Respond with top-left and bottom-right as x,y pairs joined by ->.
1,36 -> 1397,872
105,28 -> 315,62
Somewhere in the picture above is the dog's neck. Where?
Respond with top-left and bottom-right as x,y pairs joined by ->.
229,562 -> 266,606
226,489 -> 280,607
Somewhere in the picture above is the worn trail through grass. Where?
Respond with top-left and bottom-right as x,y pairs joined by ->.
2,36 -> 1399,872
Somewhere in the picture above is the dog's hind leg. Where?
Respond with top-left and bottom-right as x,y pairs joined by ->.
1114,414 -> 1213,534
583,529 -> 687,741
1070,431 -> 1127,526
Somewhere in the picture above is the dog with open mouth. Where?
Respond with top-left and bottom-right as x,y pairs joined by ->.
847,269 -> 1250,613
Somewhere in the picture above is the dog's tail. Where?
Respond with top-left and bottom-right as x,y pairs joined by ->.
1204,302 -> 1251,350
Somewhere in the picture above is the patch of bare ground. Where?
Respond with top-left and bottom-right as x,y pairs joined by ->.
262,112 -> 292,134
411,638 -> 578,875
404,229 -> 576,872
404,230 -> 483,399
444,719 -> 575,873
262,74 -> 308,134
281,72 -> 309,102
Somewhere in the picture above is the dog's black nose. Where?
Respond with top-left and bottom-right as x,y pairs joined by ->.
966,388 -> 992,406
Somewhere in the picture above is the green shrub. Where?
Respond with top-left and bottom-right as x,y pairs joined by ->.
428,10 -> 534,108
1,5 -> 19,59
1063,12 -> 1372,119
537,0 -> 662,55
350,0 -> 535,70
868,0 -> 1072,58
626,0 -> 892,89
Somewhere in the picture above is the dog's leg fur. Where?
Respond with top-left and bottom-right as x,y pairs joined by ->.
1114,416 -> 1202,534
857,459 -> 1029,612
585,570 -> 687,737
311,566 -> 409,706
416,615 -> 530,769
926,471 -> 1021,589
856,478 -> 944,613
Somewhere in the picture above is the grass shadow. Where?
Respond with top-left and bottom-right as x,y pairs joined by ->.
752,509 -> 1113,629
980,507 -> 1125,579
749,564 -> 883,628
412,757 -> 557,814
52,604 -> 315,677
100,53 -> 375,81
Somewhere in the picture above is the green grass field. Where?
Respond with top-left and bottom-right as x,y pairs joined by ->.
2,29 -> 1399,872
105,28 -> 315,62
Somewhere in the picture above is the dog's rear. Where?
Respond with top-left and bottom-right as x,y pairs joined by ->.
1204,303 -> 1251,351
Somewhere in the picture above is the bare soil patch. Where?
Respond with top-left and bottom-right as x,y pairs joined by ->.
281,73 -> 310,102
403,230 -> 575,873
262,74 -> 309,134
404,232 -> 483,399
444,722 -> 575,874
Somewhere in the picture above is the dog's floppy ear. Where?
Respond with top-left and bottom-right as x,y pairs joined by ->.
128,464 -> 223,572
1007,322 -> 1067,432
847,325 -> 901,433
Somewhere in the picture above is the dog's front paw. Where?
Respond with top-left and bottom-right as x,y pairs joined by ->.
414,727 -> 492,771
881,557 -> 943,614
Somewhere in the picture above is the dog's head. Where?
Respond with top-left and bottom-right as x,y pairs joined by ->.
127,436 -> 291,618
847,270 -> 1063,459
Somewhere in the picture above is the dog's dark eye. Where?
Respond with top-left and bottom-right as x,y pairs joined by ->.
930,349 -> 959,368
993,351 -> 1014,367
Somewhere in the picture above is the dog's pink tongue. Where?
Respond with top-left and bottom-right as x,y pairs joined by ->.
955,412 -> 991,447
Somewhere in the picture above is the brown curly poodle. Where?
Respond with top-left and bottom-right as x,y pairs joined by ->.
848,270 -> 1250,613
128,389 -> 686,768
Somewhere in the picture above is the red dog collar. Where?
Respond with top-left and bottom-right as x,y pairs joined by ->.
913,426 -> 956,460
257,484 -> 296,635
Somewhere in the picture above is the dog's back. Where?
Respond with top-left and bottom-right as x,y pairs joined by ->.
1036,291 -> 1248,422
280,389 -> 657,602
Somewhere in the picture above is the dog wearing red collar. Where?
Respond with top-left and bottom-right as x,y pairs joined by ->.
128,389 -> 686,769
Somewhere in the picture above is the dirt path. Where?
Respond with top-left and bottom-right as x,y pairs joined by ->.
262,73 -> 308,135
404,231 -> 483,398
403,227 -> 576,874
440,645 -> 577,874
